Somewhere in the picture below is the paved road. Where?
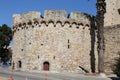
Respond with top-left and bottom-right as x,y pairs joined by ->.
0,71 -> 47,80
0,67 -> 119,80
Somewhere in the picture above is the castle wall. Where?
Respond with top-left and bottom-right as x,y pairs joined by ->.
104,0 -> 120,26
104,0 -> 120,73
104,25 -> 120,72
12,10 -> 97,73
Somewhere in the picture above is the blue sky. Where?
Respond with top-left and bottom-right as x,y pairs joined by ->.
0,0 -> 97,28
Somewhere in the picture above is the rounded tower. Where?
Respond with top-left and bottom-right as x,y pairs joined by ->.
12,10 -> 96,73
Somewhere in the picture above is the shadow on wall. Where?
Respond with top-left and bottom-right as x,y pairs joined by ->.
113,51 -> 120,77
90,16 -> 96,73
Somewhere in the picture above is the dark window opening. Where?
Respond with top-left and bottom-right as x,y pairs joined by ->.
21,49 -> 23,51
53,56 -> 55,59
38,56 -> 39,59
118,9 -> 120,14
41,44 -> 43,46
68,45 -> 70,49
69,25 -> 72,28
18,61 -> 22,68
68,39 -> 70,49
68,39 -> 70,43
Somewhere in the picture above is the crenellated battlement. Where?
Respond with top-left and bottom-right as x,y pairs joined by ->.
12,10 -> 93,32
44,10 -> 67,20
13,11 -> 41,25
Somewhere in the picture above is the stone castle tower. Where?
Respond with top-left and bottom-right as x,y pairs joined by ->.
12,0 -> 120,73
12,10 -> 96,73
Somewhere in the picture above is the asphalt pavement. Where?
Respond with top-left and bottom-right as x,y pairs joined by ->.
0,67 -> 120,80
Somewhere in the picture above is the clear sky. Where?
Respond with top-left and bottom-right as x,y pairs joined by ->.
0,0 -> 97,28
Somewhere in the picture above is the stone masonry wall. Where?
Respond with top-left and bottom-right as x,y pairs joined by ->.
104,25 -> 120,73
104,0 -> 120,73
104,0 -> 120,27
12,10 -> 98,73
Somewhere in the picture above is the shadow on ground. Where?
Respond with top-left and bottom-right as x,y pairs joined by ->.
110,77 -> 120,80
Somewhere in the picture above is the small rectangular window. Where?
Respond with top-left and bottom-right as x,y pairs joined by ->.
68,45 -> 70,49
68,39 -> 69,43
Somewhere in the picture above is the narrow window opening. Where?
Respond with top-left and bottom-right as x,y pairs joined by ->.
68,39 -> 70,49
118,9 -> 120,14
18,60 -> 22,68
69,25 -> 72,28
38,56 -> 39,59
53,56 -> 55,59
68,45 -> 70,49
21,49 -> 23,51
68,39 -> 70,43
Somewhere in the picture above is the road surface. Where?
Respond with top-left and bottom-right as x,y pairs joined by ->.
0,67 -> 119,80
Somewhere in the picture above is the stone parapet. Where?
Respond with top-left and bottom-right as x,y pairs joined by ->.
12,10 -> 92,30
70,12 -> 90,24
44,10 -> 67,20
13,11 -> 41,26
